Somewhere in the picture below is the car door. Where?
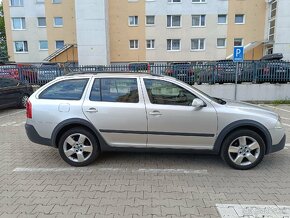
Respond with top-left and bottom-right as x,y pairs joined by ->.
142,78 -> 217,149
0,78 -> 21,108
82,77 -> 148,148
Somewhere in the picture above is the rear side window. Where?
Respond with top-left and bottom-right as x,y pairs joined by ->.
39,79 -> 88,100
89,78 -> 139,103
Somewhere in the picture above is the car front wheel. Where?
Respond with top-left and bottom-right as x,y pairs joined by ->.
58,128 -> 100,167
221,129 -> 265,170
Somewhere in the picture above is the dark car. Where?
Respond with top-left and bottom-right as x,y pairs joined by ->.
0,78 -> 33,109
164,62 -> 194,84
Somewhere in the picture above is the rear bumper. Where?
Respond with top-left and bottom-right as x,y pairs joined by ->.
268,134 -> 286,154
25,124 -> 53,147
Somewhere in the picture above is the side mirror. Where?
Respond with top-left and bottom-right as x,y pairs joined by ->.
192,98 -> 205,108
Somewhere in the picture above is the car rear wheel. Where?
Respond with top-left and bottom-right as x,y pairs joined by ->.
58,128 -> 100,167
221,129 -> 265,170
19,94 -> 29,108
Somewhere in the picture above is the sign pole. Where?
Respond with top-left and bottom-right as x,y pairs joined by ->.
234,62 -> 238,100
233,46 -> 244,101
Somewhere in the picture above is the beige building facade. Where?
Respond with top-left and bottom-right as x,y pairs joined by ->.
4,0 -> 281,64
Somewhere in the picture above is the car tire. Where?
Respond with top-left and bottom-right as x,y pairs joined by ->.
19,94 -> 29,108
221,129 -> 265,170
58,127 -> 100,167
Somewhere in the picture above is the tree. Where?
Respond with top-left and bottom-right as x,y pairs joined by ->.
0,2 -> 9,62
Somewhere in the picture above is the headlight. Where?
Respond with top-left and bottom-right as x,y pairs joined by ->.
275,116 -> 283,129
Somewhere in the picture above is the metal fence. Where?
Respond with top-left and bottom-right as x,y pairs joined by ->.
1,61 -> 290,86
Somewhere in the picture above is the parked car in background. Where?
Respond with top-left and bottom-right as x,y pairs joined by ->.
37,63 -> 63,85
25,72 -> 285,170
0,78 -> 33,109
165,62 -> 194,84
128,62 -> 151,73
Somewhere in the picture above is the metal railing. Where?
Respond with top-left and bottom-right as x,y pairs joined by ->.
1,61 -> 290,86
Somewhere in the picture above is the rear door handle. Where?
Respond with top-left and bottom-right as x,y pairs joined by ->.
86,108 -> 98,113
149,110 -> 162,116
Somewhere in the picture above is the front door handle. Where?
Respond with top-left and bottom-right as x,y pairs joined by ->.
149,110 -> 162,116
86,108 -> 98,113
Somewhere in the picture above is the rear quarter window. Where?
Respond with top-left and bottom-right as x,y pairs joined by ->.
39,79 -> 88,100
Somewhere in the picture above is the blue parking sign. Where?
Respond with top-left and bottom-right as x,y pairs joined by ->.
233,46 -> 244,62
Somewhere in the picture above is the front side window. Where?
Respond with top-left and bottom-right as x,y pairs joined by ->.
235,14 -> 245,24
144,79 -> 196,106
90,78 -> 139,103
37,17 -> 47,27
14,41 -> 28,53
234,38 -> 243,46
146,15 -> 155,25
191,38 -> 205,50
218,14 -> 227,24
39,79 -> 88,100
129,16 -> 138,26
192,15 -> 206,27
55,40 -> 64,49
129,40 -> 139,49
54,17 -> 63,27
10,0 -> 23,6
167,15 -> 181,27
167,39 -> 180,51
12,17 -> 26,30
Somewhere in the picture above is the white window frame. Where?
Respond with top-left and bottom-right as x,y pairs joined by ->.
167,15 -> 181,28
235,14 -> 245,24
14,41 -> 28,53
192,0 -> 206,3
52,0 -> 61,4
10,0 -> 23,7
234,38 -> 243,46
191,38 -> 205,51
129,40 -> 139,49
146,15 -> 155,26
128,16 -> 139,26
217,14 -> 227,24
37,17 -> 47,27
168,0 -> 181,3
167,39 -> 181,51
39,40 -> 48,50
146,39 -> 155,49
217,38 -> 226,48
11,17 -> 26,30
53,17 -> 63,27
55,40 -> 64,49
192,15 -> 206,27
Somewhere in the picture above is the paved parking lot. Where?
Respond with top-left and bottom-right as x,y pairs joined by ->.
0,105 -> 290,218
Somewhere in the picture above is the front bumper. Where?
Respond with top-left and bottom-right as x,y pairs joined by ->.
268,134 -> 286,154
25,124 -> 52,147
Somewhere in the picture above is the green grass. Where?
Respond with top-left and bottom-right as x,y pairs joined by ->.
272,100 -> 290,105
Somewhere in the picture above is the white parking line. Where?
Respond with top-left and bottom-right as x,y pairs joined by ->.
283,123 -> 290,127
285,144 -> 290,147
13,167 -> 208,174
262,105 -> 290,113
281,117 -> 290,120
0,110 -> 25,119
0,121 -> 17,127
216,204 -> 290,218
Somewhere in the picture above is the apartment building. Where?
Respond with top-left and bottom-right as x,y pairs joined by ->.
3,0 -> 289,65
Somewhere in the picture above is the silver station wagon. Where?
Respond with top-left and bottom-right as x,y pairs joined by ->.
25,72 -> 286,170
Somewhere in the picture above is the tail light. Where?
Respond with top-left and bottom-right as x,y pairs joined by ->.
26,100 -> 32,119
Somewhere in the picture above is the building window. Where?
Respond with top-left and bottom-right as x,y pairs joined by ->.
36,0 -> 45,3
129,16 -> 138,26
146,16 -> 155,25
39,40 -> 48,50
12,17 -> 26,30
146,40 -> 155,49
37,17 -> 47,27
52,0 -> 61,3
167,15 -> 181,28
192,0 -> 206,3
55,40 -> 64,49
217,38 -> 226,48
14,41 -> 28,53
129,40 -> 139,49
234,38 -> 243,46
192,15 -> 206,27
168,0 -> 181,3
235,14 -> 245,24
167,39 -> 180,51
191,38 -> 205,51
218,14 -> 227,24
10,0 -> 23,6
53,17 -> 63,27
